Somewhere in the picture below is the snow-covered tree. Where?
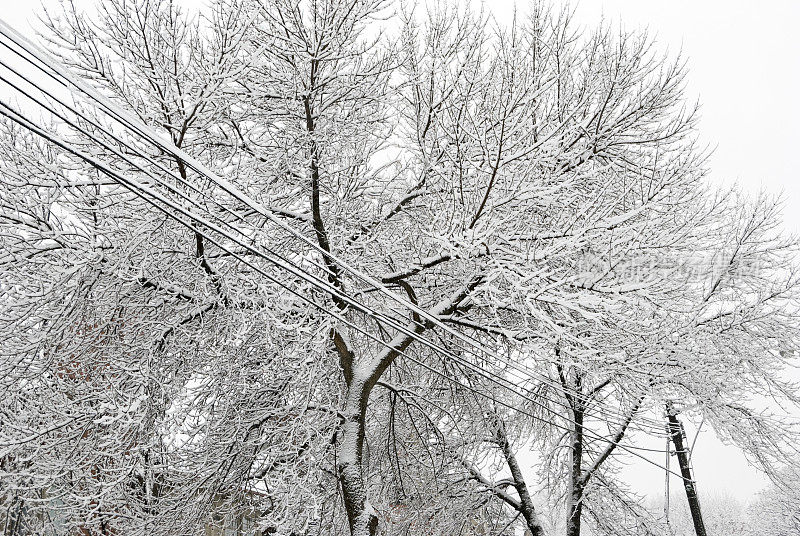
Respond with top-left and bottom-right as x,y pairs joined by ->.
746,464 -> 800,536
1,1 -> 799,536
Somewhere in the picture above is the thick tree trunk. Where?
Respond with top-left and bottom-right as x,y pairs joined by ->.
666,409 -> 707,536
333,280 -> 480,535
565,407 -> 585,536
337,376 -> 379,536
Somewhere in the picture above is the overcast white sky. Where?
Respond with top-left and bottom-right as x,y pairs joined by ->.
3,0 -> 799,506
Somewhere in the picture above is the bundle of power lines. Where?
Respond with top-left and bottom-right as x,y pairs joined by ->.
0,19 -> 687,480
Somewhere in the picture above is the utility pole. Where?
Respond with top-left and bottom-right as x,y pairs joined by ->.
666,403 -> 707,536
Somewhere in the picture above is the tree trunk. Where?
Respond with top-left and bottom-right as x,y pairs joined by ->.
337,376 -> 379,536
496,418 -> 546,536
333,280 -> 480,535
566,406 -> 584,536
666,409 -> 707,536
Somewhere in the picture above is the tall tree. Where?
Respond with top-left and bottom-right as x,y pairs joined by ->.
1,2 -> 799,536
